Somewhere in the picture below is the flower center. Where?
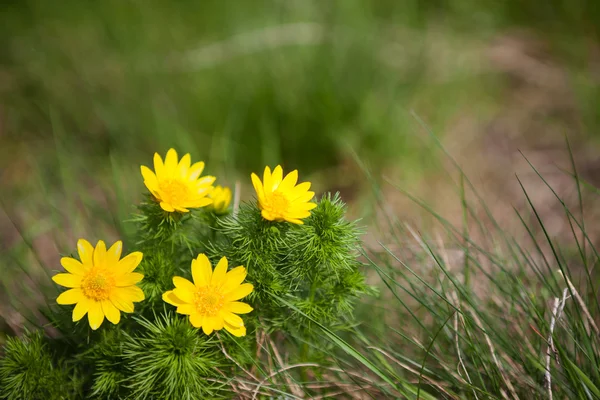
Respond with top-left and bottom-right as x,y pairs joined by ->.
194,287 -> 225,317
263,191 -> 289,219
159,179 -> 188,205
81,269 -> 115,301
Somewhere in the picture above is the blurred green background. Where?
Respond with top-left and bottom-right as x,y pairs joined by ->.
1,0 -> 600,332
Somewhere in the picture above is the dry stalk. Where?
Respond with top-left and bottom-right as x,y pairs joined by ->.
469,311 -> 519,400
545,287 -> 569,400
558,270 -> 599,336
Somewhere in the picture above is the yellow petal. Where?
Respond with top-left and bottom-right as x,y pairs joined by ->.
224,322 -> 246,337
106,241 -> 123,266
87,301 -> 105,330
162,290 -> 185,306
221,311 -> 243,327
188,161 -> 205,181
164,148 -> 179,174
102,300 -> 121,324
115,252 -> 143,275
60,257 -> 86,275
251,173 -> 265,202
72,297 -> 90,321
173,276 -> 196,292
173,287 -> 194,303
292,191 -> 315,203
115,272 -> 144,287
176,304 -> 195,315
221,267 -> 247,294
279,169 -> 298,191
263,166 -> 272,194
271,165 -> 283,189
187,198 -> 212,208
192,254 -> 212,286
261,210 -> 276,221
211,257 -> 228,286
225,301 -> 253,314
153,152 -> 165,179
77,239 -> 94,265
286,211 -> 311,219
110,291 -> 134,313
201,318 -> 214,335
141,165 -> 159,193
52,273 -> 82,288
93,240 -> 107,267
118,286 -> 145,302
56,288 -> 83,305
288,182 -> 312,199
225,283 -> 253,301
189,313 -> 203,328
204,315 -> 223,331
285,218 -> 304,225
178,153 -> 191,178
160,201 -> 175,212
173,206 -> 190,213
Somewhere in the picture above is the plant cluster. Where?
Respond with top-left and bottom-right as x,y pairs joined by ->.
0,149 -> 371,399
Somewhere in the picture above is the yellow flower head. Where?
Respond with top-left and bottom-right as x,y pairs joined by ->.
52,239 -> 145,330
162,254 -> 253,337
251,165 -> 316,224
140,148 -> 216,213
208,185 -> 232,214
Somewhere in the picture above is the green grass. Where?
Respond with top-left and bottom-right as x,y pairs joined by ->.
2,1 -> 600,398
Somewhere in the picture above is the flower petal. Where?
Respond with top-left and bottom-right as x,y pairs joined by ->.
160,202 -> 175,212
93,240 -> 107,267
52,273 -> 82,288
288,182 -> 312,199
225,283 -> 254,301
102,300 -> 121,324
286,218 -> 304,225
141,165 -> 159,193
205,315 -> 223,331
77,239 -> 94,265
56,288 -> 83,305
153,152 -> 166,179
188,161 -> 205,181
178,153 -> 191,178
118,286 -> 145,302
224,322 -> 247,337
110,291 -> 134,313
173,276 -> 196,292
176,304 -> 196,315
115,272 -> 144,287
271,165 -> 283,190
225,301 -> 253,314
201,317 -> 214,335
173,287 -> 194,303
72,297 -> 90,321
115,252 -> 143,275
189,313 -> 203,328
87,301 -> 105,330
106,241 -> 123,266
221,311 -> 243,327
164,148 -> 179,174
192,254 -> 212,287
221,267 -> 247,294
211,257 -> 228,286
162,290 -> 185,306
60,257 -> 86,275
279,169 -> 298,191
251,173 -> 265,202
262,166 -> 272,194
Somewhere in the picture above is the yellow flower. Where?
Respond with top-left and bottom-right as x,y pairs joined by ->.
251,165 -> 316,224
162,254 -> 253,337
52,239 -> 145,330
208,185 -> 232,214
140,148 -> 216,213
